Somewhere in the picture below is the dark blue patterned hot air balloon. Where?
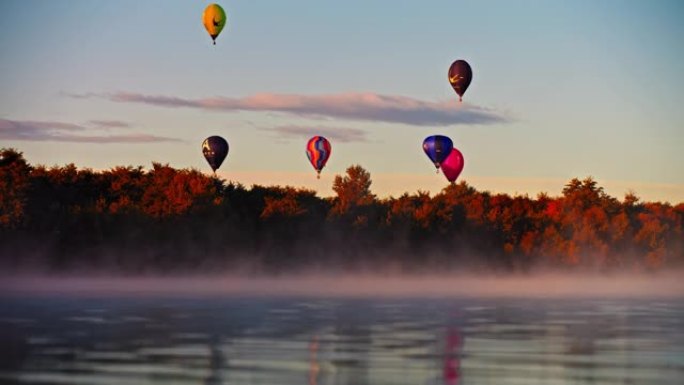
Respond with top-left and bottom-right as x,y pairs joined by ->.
422,135 -> 453,170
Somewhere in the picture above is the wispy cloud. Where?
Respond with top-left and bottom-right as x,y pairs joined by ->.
260,125 -> 369,143
70,92 -> 510,126
88,120 -> 131,129
15,121 -> 85,131
0,119 -> 180,143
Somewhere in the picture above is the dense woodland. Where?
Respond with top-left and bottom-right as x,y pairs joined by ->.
1,148 -> 682,273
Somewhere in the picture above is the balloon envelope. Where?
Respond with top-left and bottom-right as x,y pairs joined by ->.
202,136 -> 229,172
423,135 -> 453,169
442,148 -> 464,183
306,136 -> 331,177
448,60 -> 472,102
203,3 -> 227,44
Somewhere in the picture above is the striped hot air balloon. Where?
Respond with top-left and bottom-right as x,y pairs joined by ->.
305,136 -> 331,179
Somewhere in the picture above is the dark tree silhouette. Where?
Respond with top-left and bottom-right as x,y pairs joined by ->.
0,148 -> 682,273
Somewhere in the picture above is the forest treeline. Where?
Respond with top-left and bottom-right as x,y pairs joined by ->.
1,148 -> 682,273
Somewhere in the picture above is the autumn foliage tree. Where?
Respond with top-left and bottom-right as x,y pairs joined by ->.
0,149 -> 30,228
331,165 -> 375,215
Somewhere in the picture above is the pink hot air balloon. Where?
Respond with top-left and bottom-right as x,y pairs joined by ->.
442,148 -> 464,184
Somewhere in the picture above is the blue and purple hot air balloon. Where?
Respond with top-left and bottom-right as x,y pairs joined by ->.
422,135 -> 453,171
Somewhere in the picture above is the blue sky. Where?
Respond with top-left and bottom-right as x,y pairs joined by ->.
1,0 -> 683,202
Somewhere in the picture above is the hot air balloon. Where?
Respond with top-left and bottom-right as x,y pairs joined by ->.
423,135 -> 453,171
306,136 -> 331,179
441,148 -> 464,184
202,136 -> 229,173
448,60 -> 472,102
202,3 -> 227,45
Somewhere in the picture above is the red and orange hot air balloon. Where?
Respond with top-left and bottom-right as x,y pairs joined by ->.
305,136 -> 331,179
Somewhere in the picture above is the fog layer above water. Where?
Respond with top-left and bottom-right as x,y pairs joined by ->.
2,273 -> 683,298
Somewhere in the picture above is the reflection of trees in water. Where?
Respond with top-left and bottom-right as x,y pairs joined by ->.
204,334 -> 226,385
330,313 -> 371,385
0,323 -> 31,371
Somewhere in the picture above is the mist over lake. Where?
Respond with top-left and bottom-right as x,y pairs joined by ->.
1,274 -> 683,384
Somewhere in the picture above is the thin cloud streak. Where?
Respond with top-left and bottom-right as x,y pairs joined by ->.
73,91 -> 510,126
17,121 -> 85,131
261,125 -> 369,143
0,119 -> 180,144
88,120 -> 131,129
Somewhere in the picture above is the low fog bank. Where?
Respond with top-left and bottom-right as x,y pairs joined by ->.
1,272 -> 683,299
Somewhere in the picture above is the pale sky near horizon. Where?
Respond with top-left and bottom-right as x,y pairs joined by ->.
1,0 -> 683,202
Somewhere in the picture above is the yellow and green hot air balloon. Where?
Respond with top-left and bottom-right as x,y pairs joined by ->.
202,3 -> 226,45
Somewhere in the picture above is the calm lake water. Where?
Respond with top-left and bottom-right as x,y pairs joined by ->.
0,296 -> 682,385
